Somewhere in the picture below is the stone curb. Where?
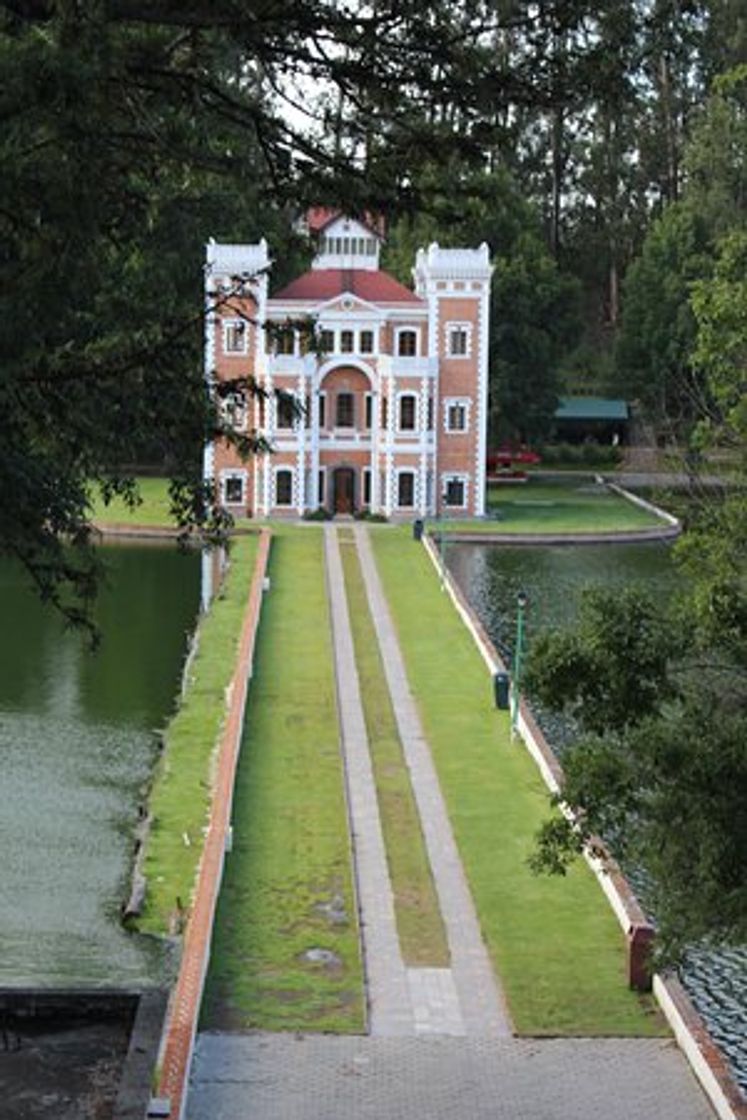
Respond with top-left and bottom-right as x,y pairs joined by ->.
421,533 -> 746,1120
154,528 -> 272,1120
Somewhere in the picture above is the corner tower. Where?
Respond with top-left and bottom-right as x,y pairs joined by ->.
414,243 -> 492,517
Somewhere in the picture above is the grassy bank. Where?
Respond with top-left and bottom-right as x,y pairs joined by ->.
436,480 -> 667,535
201,529 -> 364,1032
339,529 -> 449,967
372,528 -> 665,1036
137,535 -> 258,934
90,477 -> 178,526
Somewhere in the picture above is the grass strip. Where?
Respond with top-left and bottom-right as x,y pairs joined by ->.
438,482 -> 667,535
137,536 -> 258,934
371,528 -> 666,1037
338,529 -> 449,967
90,477 -> 178,526
201,529 -> 364,1032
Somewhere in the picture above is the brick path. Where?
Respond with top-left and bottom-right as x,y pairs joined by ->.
188,1033 -> 715,1120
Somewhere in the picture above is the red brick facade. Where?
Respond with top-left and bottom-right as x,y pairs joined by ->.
205,219 -> 492,518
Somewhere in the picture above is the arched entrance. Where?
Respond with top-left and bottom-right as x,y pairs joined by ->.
333,467 -> 356,515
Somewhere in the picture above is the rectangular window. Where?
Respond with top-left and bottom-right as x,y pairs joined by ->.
275,328 -> 295,355
340,330 -> 354,353
363,468 -> 372,505
365,393 -> 373,430
318,470 -> 325,505
224,475 -> 244,504
304,394 -> 311,429
223,320 -> 248,354
397,472 -> 415,508
220,390 -> 247,432
360,330 -> 374,354
445,478 -> 466,507
336,391 -> 354,427
381,397 -> 388,430
276,469 -> 293,506
397,330 -> 417,357
447,325 -> 469,357
320,329 -> 335,353
276,392 -> 296,429
447,403 -> 466,432
399,395 -> 416,431
427,397 -> 434,430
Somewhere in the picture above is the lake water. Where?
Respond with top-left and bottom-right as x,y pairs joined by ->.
448,540 -> 747,1095
0,543 -> 200,987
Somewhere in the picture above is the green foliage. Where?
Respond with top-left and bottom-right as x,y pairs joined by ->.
526,589 -> 679,734
614,202 -> 712,426
526,584 -> 747,956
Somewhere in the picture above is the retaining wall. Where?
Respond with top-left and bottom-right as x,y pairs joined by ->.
421,532 -> 746,1120
153,528 -> 272,1120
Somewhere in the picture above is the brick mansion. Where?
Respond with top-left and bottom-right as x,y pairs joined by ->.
205,211 -> 492,518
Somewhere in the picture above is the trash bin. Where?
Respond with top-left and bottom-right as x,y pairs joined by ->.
493,671 -> 510,710
412,518 -> 424,541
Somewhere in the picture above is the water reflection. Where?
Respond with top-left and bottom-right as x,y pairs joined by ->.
0,544 -> 200,986
448,540 -> 747,1095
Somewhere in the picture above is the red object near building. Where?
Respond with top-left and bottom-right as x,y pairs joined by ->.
487,446 -> 541,478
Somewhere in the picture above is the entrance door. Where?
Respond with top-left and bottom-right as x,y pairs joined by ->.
333,468 -> 355,515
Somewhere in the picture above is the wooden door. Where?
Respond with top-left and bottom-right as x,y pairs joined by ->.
334,468 -> 355,514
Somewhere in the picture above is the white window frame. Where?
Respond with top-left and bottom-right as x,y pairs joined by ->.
220,469 -> 248,506
443,397 -> 472,434
275,390 -> 299,431
441,473 -> 469,509
274,466 -> 294,507
397,391 -> 418,433
396,469 -> 417,509
219,389 -> 248,432
395,327 -> 419,358
359,328 -> 376,355
445,321 -> 472,359
222,318 -> 249,355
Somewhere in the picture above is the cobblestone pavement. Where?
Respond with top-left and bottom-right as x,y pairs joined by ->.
187,1032 -> 715,1120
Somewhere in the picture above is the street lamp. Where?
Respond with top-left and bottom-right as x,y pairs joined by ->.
439,490 -> 449,589
510,590 -> 528,739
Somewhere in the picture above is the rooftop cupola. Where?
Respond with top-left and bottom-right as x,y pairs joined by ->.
304,209 -> 384,272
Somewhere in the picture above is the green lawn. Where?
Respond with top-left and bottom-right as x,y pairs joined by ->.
339,529 -> 449,967
136,536 -> 258,935
371,528 -> 666,1037
90,477 -> 178,526
200,529 -> 364,1032
437,480 -> 666,535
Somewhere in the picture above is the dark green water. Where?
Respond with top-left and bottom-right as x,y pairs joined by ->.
0,543 -> 200,987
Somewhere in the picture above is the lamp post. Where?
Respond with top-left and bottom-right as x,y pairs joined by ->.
439,490 -> 448,589
510,590 -> 528,739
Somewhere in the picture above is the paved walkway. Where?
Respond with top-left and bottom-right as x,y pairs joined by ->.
354,524 -> 511,1037
186,524 -> 717,1120
188,1033 -> 715,1120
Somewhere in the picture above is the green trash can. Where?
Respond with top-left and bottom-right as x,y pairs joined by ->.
493,671 -> 510,710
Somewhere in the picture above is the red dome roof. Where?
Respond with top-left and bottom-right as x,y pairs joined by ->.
272,269 -> 421,304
